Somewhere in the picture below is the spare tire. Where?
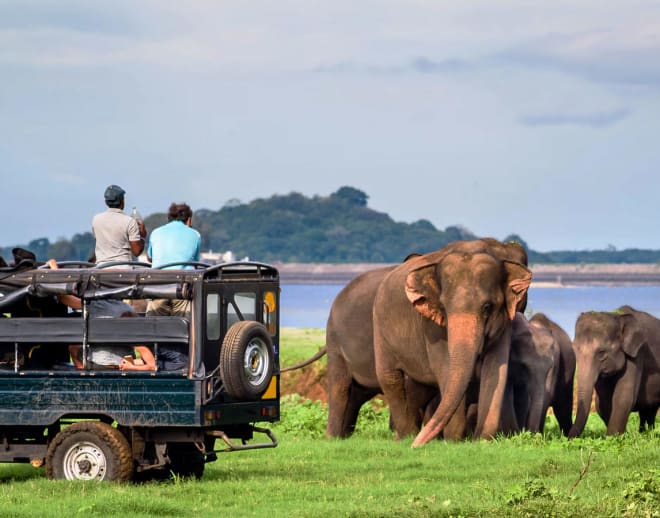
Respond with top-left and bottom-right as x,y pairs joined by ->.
220,321 -> 274,400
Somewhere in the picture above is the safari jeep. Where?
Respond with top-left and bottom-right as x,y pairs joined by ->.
0,260 -> 280,481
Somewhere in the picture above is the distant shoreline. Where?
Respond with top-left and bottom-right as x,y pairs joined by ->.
275,262 -> 660,286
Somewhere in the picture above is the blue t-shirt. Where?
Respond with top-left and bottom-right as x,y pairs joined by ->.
147,221 -> 201,269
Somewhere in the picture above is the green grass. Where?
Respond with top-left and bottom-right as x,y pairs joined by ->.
0,328 -> 657,517
0,406 -> 657,517
279,327 -> 326,366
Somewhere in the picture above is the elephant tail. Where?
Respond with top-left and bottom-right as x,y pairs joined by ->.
280,346 -> 328,373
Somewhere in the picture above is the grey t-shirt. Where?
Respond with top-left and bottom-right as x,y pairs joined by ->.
92,208 -> 141,265
89,345 -> 133,366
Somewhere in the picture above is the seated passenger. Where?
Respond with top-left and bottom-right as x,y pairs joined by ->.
69,343 -> 155,371
69,311 -> 155,371
47,259 -> 186,372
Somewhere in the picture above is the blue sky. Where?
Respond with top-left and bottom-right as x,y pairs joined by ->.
1,1 -> 659,253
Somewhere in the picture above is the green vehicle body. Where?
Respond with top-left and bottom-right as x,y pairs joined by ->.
0,260 -> 280,480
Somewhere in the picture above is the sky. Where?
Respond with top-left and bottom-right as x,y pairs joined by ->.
1,1 -> 659,253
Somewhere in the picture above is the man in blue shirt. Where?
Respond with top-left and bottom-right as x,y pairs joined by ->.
146,203 -> 201,317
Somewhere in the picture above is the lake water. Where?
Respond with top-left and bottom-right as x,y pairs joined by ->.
280,284 -> 660,339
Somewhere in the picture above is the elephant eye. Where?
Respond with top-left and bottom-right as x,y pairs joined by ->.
482,302 -> 493,317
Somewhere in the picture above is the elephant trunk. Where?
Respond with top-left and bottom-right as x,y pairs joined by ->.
568,362 -> 597,438
525,385 -> 547,433
412,313 -> 480,447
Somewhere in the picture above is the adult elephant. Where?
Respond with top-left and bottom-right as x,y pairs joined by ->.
502,313 -> 559,434
325,239 -> 528,439
569,305 -> 660,437
373,239 -> 532,446
529,312 -> 575,435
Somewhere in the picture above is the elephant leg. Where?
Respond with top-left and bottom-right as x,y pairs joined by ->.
420,392 -> 440,427
345,383 -> 379,436
551,382 -> 574,436
327,354 -> 376,438
465,402 -> 478,437
404,379 -> 438,429
604,369 -> 640,435
594,379 -> 614,428
379,367 -> 420,439
638,407 -> 658,432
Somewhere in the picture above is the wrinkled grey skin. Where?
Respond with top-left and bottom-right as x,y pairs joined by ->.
569,305 -> 660,437
501,313 -> 560,434
529,312 -> 576,435
373,239 -> 532,446
325,264 -> 436,438
325,266 -> 392,438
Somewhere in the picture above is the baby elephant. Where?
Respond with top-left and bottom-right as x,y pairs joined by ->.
569,305 -> 660,437
502,313 -> 560,435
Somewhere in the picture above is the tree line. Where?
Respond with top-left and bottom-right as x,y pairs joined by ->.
3,186 -> 660,264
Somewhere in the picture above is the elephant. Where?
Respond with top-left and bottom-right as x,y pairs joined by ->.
372,238 -> 532,446
324,239 -> 528,439
501,313 -> 560,434
569,305 -> 660,437
529,312 -> 575,435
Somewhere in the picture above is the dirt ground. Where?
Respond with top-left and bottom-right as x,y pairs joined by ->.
280,365 -> 328,403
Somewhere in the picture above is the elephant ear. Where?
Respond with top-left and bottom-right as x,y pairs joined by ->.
405,261 -> 444,327
619,313 -> 646,357
503,260 -> 532,321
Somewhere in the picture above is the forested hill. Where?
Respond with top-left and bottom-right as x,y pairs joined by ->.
3,186 -> 660,264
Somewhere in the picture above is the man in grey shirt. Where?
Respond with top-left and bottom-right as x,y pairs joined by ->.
92,184 -> 147,265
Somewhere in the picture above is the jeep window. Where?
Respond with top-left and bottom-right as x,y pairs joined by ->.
206,293 -> 220,341
228,292 -> 257,327
206,291 -> 259,340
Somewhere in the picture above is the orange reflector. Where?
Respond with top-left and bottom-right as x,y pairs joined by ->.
261,376 -> 278,399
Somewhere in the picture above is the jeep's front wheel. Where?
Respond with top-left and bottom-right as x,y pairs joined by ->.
46,421 -> 133,481
220,321 -> 274,400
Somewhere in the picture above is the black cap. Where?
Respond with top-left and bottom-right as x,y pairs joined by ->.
104,184 -> 126,205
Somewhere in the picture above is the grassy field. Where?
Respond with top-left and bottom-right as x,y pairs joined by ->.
0,328 -> 657,517
279,327 -> 327,366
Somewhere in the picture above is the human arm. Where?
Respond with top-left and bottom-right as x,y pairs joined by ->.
46,259 -> 83,310
129,239 -> 145,257
69,345 -> 83,369
128,218 -> 147,257
119,346 -> 155,371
